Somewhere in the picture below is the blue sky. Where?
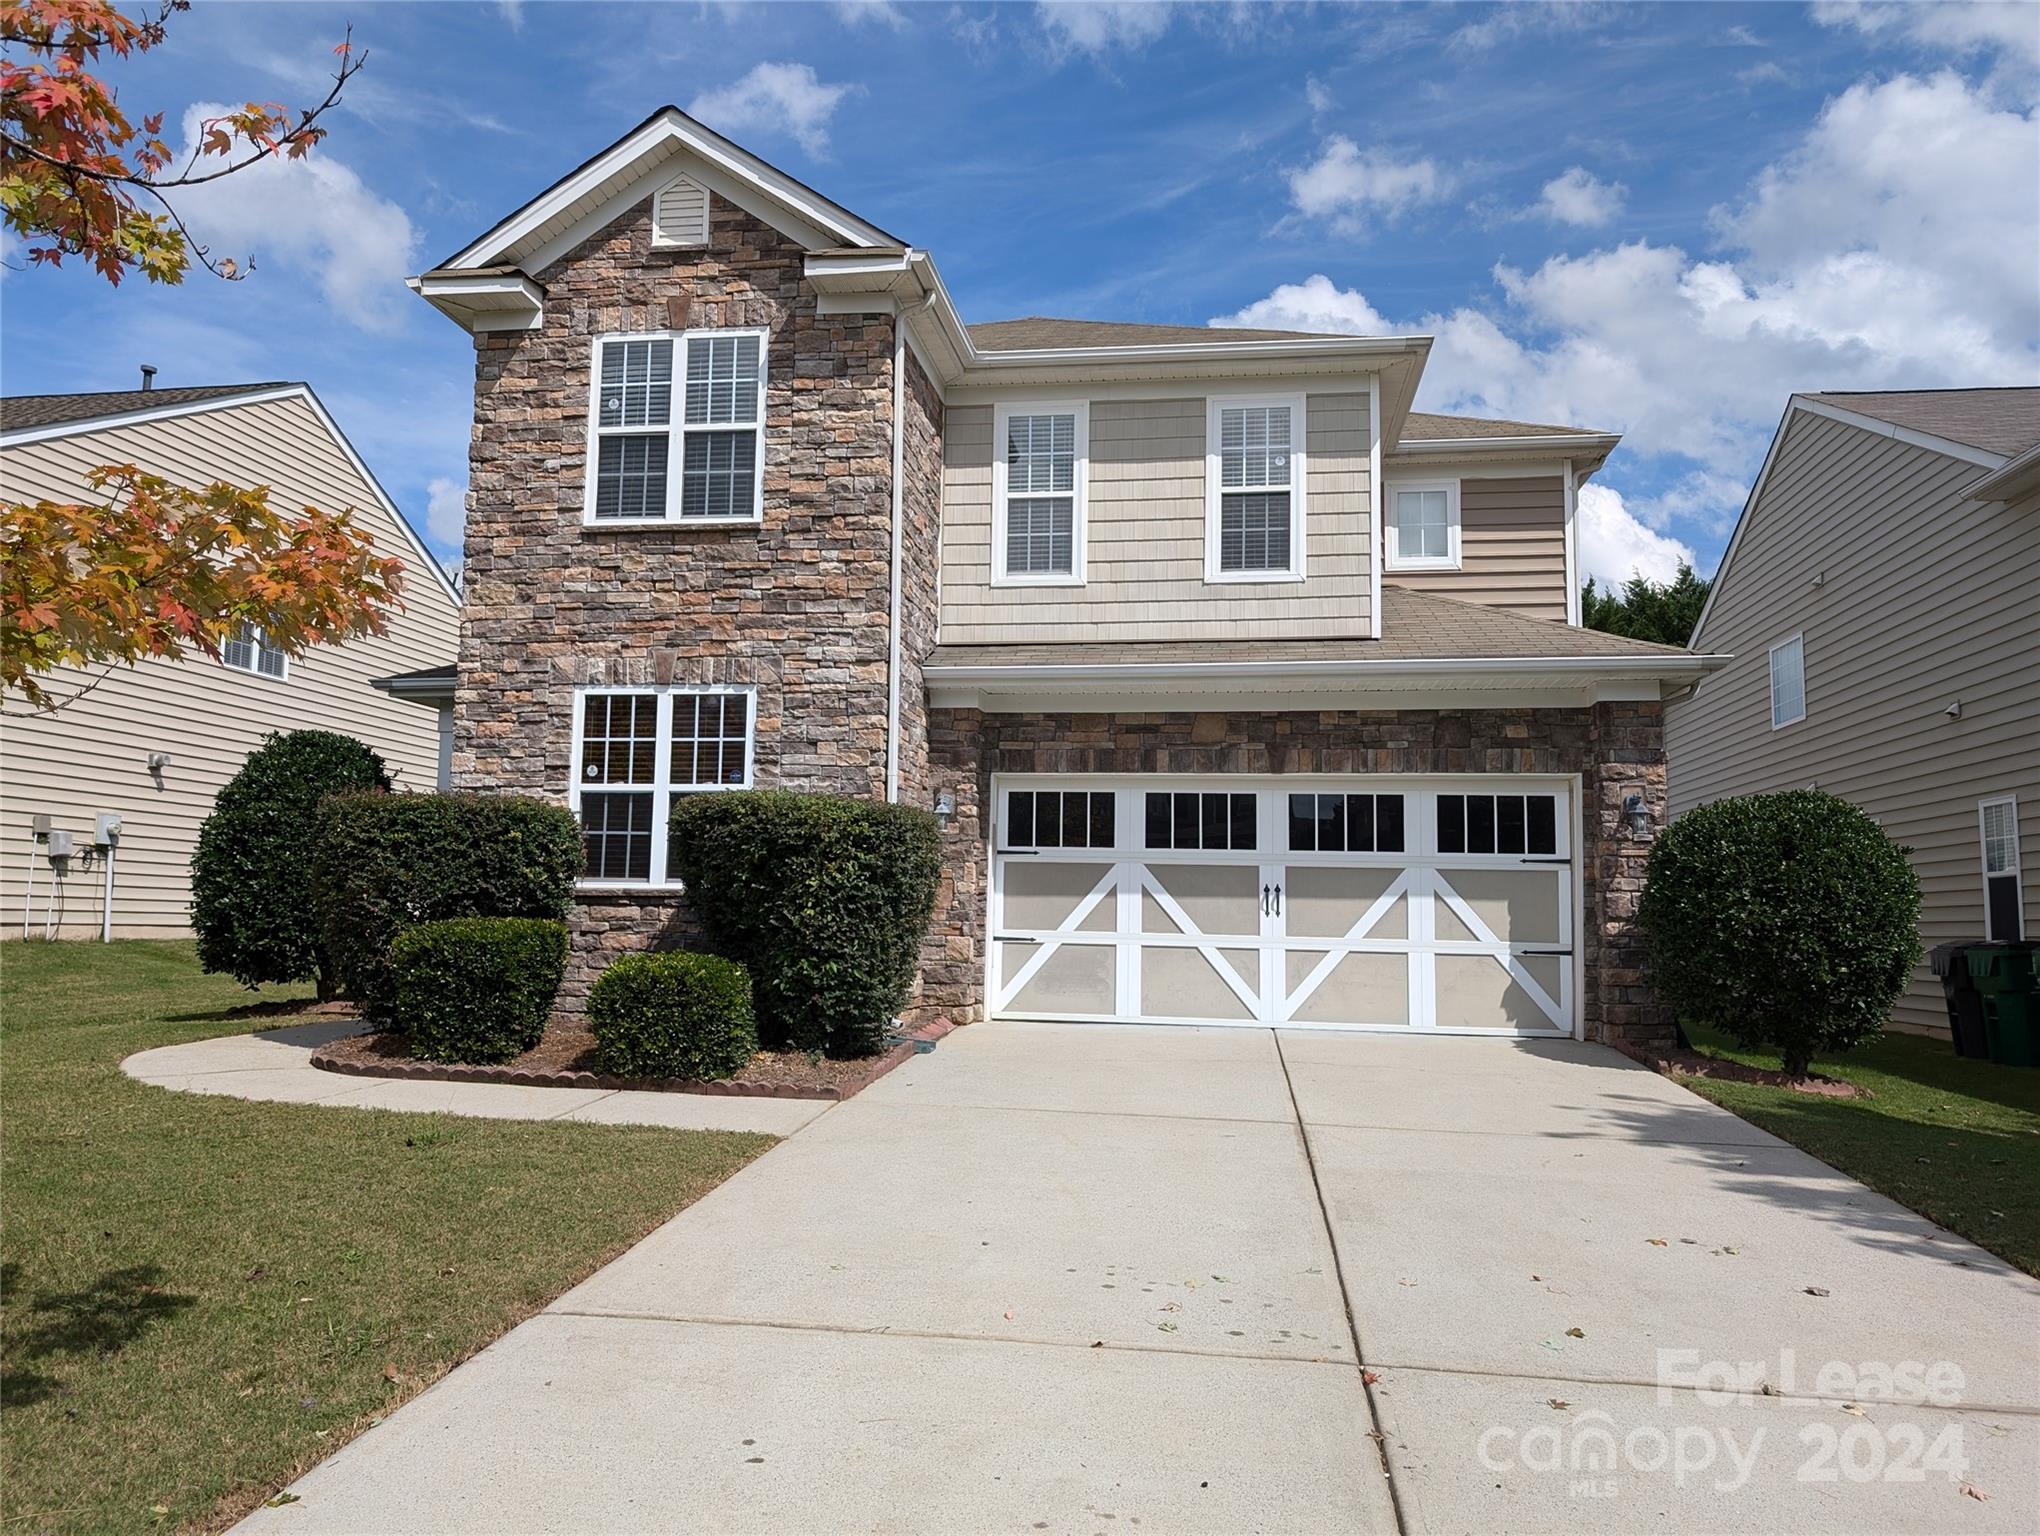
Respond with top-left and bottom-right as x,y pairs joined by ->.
4,1 -> 2036,586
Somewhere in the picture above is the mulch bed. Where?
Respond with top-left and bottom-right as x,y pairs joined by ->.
310,1017 -> 956,1101
1614,1039 -> 1870,1099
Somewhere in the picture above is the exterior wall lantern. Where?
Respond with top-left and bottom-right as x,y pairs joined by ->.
1622,792 -> 1655,839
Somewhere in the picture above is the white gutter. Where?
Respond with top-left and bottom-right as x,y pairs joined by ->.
1396,432 -> 1618,454
1368,376 -> 1384,641
884,280 -> 910,804
924,653 -> 1727,684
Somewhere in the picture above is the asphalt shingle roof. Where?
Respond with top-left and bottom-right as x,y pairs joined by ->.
1802,388 -> 2040,458
926,586 -> 1702,670
0,383 -> 295,433
1400,410 -> 1606,441
967,317 -> 1337,350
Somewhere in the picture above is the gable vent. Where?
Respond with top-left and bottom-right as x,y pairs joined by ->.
651,176 -> 709,248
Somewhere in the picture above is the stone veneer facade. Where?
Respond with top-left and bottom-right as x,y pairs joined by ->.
909,703 -> 1672,1047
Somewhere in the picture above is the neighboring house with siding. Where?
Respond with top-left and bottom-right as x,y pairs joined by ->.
0,383 -> 460,940
1666,389 -> 2040,1035
411,106 -> 1728,1044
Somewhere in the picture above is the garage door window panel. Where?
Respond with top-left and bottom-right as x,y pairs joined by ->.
1146,791 -> 1256,852
1437,793 -> 1558,856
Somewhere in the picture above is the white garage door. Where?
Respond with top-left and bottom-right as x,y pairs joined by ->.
988,776 -> 1576,1036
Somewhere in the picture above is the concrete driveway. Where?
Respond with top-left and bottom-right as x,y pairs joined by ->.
240,1024 -> 2039,1535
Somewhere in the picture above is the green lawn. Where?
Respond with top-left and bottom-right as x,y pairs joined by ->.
1681,1022 -> 2040,1277
0,940 -> 773,1535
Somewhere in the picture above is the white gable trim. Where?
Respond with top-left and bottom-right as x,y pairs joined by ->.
1689,395 -> 2011,648
441,107 -> 898,272
0,383 -> 462,610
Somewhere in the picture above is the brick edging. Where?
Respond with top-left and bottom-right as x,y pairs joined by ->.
308,1017 -> 960,1102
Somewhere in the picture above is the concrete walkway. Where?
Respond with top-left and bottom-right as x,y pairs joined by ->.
231,1023 -> 2039,1535
122,1023 -> 830,1135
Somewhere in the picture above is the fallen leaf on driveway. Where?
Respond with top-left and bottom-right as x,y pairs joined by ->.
1803,1287 -> 1830,1298
1645,1239 -> 1667,1247
1002,1310 -> 1014,1320
1362,1370 -> 1380,1385
1840,1404 -> 1866,1417
265,1494 -> 300,1508
1961,1483 -> 1990,1502
1565,1327 -> 1586,1339
1090,1340 -> 1103,1348
1548,1398 -> 1570,1411
1156,1321 -> 1178,1333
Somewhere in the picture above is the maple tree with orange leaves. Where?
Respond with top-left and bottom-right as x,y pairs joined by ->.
0,0 -> 365,283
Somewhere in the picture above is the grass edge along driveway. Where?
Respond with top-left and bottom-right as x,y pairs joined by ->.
1682,1021 -> 2040,1278
1,940 -> 774,1535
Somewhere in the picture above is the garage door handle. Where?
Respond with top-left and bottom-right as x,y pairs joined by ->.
1519,856 -> 1570,864
1520,948 -> 1573,956
1273,883 -> 1282,916
1262,884 -> 1271,915
996,848 -> 1039,856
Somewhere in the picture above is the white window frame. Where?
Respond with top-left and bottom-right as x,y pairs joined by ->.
581,327 -> 769,528
1205,392 -> 1308,584
568,683 -> 757,890
991,400 -> 1088,586
221,620 -> 288,681
1767,632 -> 1806,730
1979,795 -> 2024,942
1385,478 -> 1463,571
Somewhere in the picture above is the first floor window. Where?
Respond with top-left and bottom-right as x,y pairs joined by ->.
1768,634 -> 1806,728
571,687 -> 753,884
589,330 -> 765,523
1210,398 -> 1301,577
1982,796 -> 2024,941
222,620 -> 287,680
1390,484 -> 1457,568
1438,793 -> 1557,856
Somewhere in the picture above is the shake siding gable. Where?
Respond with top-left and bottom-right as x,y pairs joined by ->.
1666,408 -> 2040,1032
939,391 -> 1374,643
0,393 -> 459,939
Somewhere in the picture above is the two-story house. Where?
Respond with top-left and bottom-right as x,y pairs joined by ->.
1668,389 -> 2039,1035
413,108 -> 1723,1045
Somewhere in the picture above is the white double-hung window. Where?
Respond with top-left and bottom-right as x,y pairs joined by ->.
994,403 -> 1086,583
1980,796 -> 2024,941
1387,480 -> 1461,570
1207,395 -> 1305,581
586,329 -> 767,525
570,686 -> 755,887
222,620 -> 288,680
1768,633 -> 1806,729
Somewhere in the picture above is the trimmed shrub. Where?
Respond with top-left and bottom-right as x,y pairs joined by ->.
312,792 -> 581,1027
192,730 -> 389,997
588,951 -> 758,1080
1639,789 -> 1921,1076
667,790 -> 942,1058
390,917 -> 567,1064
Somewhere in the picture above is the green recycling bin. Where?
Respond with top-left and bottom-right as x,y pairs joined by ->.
1965,944 -> 2038,1068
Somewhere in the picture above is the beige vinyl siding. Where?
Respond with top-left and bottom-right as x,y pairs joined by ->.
939,392 -> 1372,643
1386,474 -> 1568,621
1,394 -> 459,940
1665,410 -> 2040,1032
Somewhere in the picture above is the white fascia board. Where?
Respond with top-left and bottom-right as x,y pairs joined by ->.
440,109 -> 895,272
407,272 -> 545,333
924,652 -> 1726,687
929,681 -> 1668,713
1965,439 -> 2040,503
967,334 -> 1431,370
1395,432 -> 1619,453
1793,396 -> 2009,471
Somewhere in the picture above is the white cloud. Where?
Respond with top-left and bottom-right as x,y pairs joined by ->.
1217,69 -> 2040,546
1305,74 -> 1334,118
496,1 -> 524,31
425,476 -> 466,553
1449,1 -> 1622,53
833,0 -> 907,28
1737,60 -> 1790,87
1577,483 -> 1700,586
170,104 -> 418,333
688,63 -> 859,156
1288,136 -> 1449,235
1035,1 -> 1175,58
1724,24 -> 1766,48
1537,167 -> 1626,227
1214,273 -> 1395,335
1813,2 -> 2040,80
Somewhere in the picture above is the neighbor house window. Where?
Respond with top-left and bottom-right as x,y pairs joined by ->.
1981,796 -> 2024,941
222,621 -> 287,680
1768,633 -> 1806,729
1387,481 -> 1460,570
570,686 -> 753,885
1207,396 -> 1304,580
587,330 -> 766,524
994,404 -> 1085,582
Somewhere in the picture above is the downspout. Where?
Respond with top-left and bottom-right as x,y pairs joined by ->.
1563,458 -> 1581,626
883,262 -> 914,803
1368,375 -> 1384,640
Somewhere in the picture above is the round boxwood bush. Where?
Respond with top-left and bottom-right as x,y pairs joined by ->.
588,951 -> 758,1080
389,917 -> 567,1064
192,730 -> 389,997
667,790 -> 942,1058
1639,789 -> 1921,1076
312,792 -> 581,1027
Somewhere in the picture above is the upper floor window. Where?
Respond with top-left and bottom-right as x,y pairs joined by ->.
223,621 -> 287,680
570,686 -> 754,886
1386,481 -> 1461,570
1768,633 -> 1806,729
586,329 -> 766,526
994,404 -> 1086,584
1207,396 -> 1305,582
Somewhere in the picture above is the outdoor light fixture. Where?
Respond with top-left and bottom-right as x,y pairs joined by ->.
933,789 -> 957,822
1622,793 -> 1654,839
